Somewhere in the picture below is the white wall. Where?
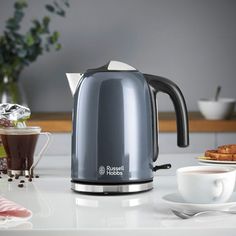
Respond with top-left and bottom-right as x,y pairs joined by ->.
0,0 -> 236,112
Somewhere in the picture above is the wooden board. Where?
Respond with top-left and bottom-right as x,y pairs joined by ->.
159,112 -> 236,132
26,112 -> 236,133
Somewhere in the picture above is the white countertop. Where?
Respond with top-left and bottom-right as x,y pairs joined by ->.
1,154 -> 236,236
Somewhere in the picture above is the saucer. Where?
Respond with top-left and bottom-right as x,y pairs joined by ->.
162,192 -> 236,213
197,156 -> 236,167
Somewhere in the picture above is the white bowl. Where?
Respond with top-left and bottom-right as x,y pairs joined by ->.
198,98 -> 236,120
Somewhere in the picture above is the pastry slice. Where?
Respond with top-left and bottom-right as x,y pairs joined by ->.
218,144 -> 236,154
205,150 -> 218,160
233,154 -> 236,161
205,150 -> 233,161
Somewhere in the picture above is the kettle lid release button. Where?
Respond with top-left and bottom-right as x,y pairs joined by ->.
107,61 -> 137,71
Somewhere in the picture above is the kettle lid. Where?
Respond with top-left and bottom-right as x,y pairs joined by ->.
88,61 -> 137,72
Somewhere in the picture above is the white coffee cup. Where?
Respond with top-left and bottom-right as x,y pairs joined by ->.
177,166 -> 236,204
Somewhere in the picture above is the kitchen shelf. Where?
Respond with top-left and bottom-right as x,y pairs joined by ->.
27,112 -> 236,133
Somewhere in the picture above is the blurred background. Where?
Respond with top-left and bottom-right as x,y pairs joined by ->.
0,0 -> 236,112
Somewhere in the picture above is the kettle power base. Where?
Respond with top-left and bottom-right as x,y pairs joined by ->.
71,181 -> 153,194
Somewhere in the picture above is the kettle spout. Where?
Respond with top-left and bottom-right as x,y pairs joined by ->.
66,73 -> 83,96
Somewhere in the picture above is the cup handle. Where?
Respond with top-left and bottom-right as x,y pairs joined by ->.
213,178 -> 225,201
29,132 -> 51,175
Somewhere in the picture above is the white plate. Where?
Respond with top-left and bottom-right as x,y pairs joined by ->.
162,192 -> 236,213
197,156 -> 236,167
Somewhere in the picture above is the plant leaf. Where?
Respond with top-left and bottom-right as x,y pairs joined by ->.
55,43 -> 61,50
45,4 -> 55,13
61,0 -> 70,7
43,16 -> 50,26
6,18 -> 20,31
17,49 -> 27,58
53,31 -> 60,39
14,0 -> 28,10
1,0 -> 69,70
53,1 -> 60,8
32,19 -> 41,28
14,10 -> 24,22
56,9 -> 65,17
42,16 -> 50,33
63,0 -> 70,7
49,31 -> 60,44
53,1 -> 67,16
25,33 -> 35,46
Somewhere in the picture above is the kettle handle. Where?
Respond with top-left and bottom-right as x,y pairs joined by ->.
144,74 -> 189,149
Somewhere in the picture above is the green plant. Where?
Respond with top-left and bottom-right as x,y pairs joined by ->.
0,0 -> 69,82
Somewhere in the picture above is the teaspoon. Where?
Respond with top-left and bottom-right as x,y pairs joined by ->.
171,209 -> 236,219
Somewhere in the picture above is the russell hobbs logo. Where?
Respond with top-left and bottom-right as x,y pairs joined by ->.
98,166 -> 106,175
98,165 -> 124,176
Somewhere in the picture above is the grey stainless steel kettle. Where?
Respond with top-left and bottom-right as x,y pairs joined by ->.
66,61 -> 189,194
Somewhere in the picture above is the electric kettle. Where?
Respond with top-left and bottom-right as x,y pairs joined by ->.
66,61 -> 189,194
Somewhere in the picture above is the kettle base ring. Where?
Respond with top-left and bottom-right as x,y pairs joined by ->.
71,181 -> 153,194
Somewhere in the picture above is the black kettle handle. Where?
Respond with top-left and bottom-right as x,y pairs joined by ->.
144,74 -> 189,148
